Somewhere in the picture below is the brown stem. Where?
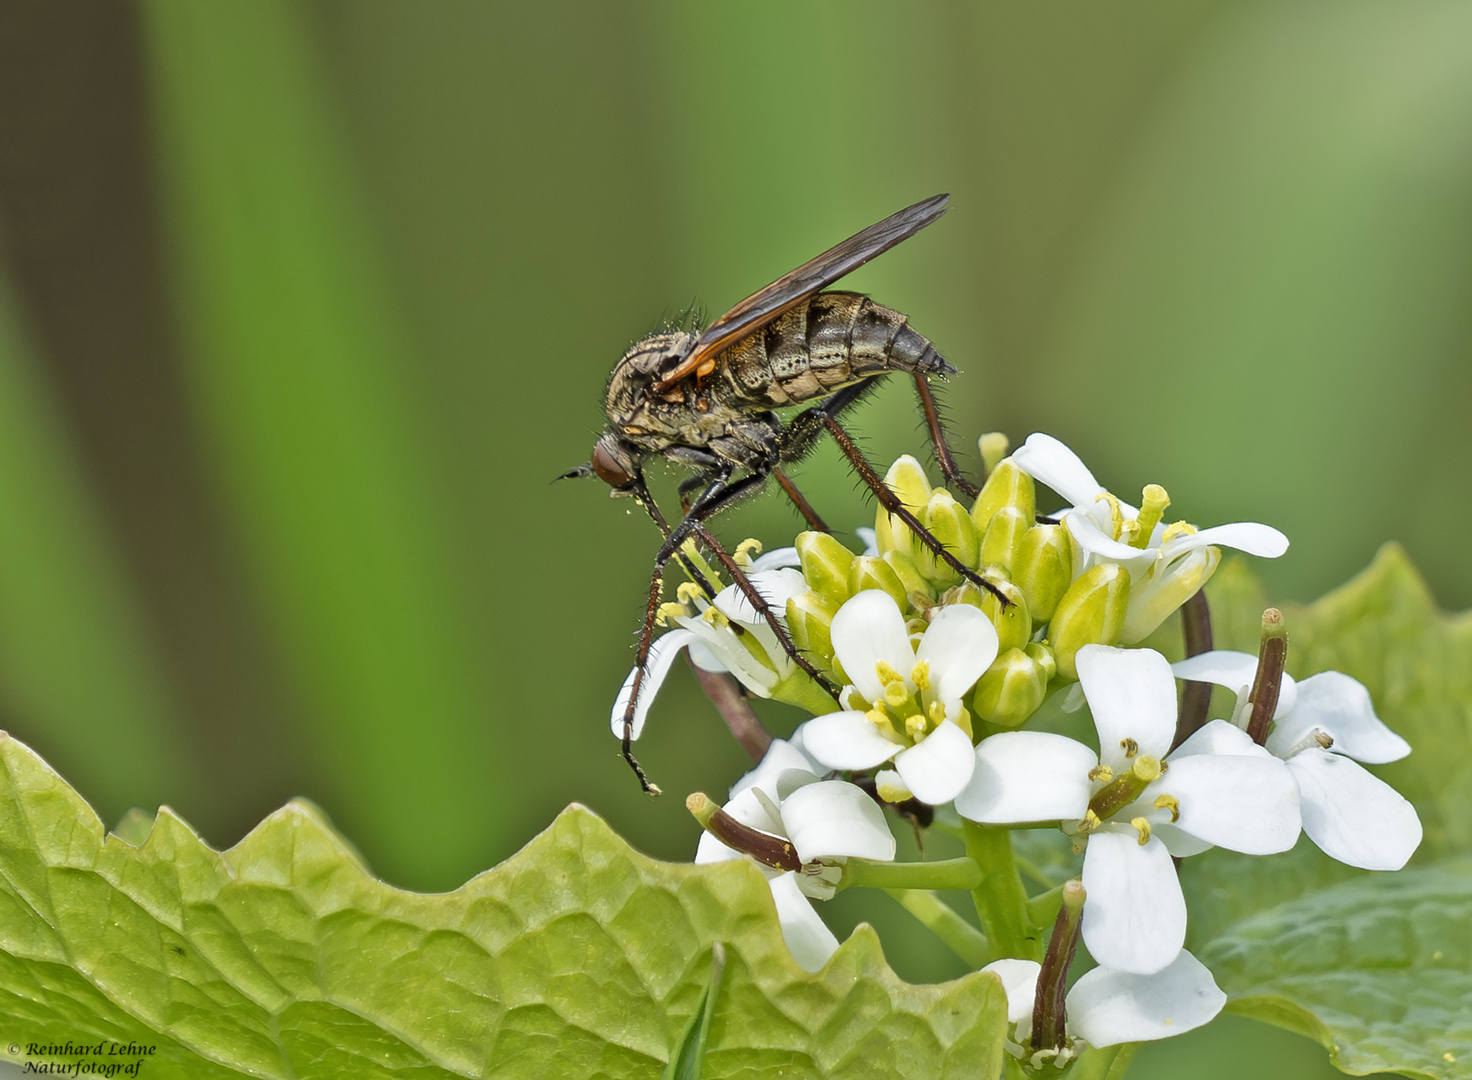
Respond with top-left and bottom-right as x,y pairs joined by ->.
1246,608 -> 1287,746
687,656 -> 772,762
1171,589 -> 1215,751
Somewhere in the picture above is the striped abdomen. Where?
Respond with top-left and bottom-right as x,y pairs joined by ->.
714,291 -> 953,408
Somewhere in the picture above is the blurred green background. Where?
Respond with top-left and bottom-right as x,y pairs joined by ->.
0,1 -> 1466,1075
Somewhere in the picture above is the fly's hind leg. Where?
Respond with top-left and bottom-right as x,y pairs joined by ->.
784,381 -> 1009,605
913,371 -> 980,497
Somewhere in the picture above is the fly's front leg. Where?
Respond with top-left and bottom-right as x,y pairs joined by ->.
689,519 -> 840,702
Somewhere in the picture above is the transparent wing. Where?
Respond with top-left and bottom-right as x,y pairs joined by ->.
654,193 -> 950,391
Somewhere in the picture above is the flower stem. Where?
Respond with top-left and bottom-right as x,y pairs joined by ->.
963,821 -> 1041,961
842,856 -> 981,892
1246,607 -> 1288,746
686,658 -> 771,761
1030,880 -> 1085,1053
1171,588 -> 1214,751
886,889 -> 992,968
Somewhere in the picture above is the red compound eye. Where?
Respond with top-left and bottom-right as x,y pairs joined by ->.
592,440 -> 633,488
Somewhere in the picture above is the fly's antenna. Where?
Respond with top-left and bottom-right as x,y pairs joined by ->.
556,463 -> 594,482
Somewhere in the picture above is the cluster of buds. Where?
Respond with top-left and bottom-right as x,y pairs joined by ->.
786,431 -> 1288,732
615,430 -> 1422,1059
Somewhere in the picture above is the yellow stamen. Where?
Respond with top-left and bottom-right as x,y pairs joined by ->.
1120,737 -> 1139,758
1130,817 -> 1152,845
702,607 -> 729,629
656,601 -> 686,627
1078,809 -> 1102,835
676,581 -> 705,605
884,682 -> 910,709
733,538 -> 763,567
910,659 -> 932,691
1160,521 -> 1197,545
905,714 -> 928,741
927,699 -> 947,727
1315,731 -> 1334,749
1088,765 -> 1114,784
875,659 -> 904,686
1154,794 -> 1180,823
1094,492 -> 1125,540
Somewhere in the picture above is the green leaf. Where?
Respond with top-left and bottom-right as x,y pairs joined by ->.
0,732 -> 1007,1079
1198,861 -> 1472,1080
1183,546 -> 1472,1077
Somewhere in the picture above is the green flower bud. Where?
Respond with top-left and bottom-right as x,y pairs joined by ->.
1025,641 -> 1058,684
787,591 -> 841,673
882,549 -> 934,604
796,530 -> 855,604
1013,523 -> 1076,623
915,489 -> 979,586
980,506 -> 1029,575
970,458 -> 1036,534
955,576 -> 1032,655
971,647 -> 1049,728
873,455 -> 932,557
849,555 -> 909,611
978,432 -> 1011,475
1050,563 -> 1130,680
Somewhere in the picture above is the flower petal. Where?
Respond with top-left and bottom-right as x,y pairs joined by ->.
1164,754 -> 1300,854
893,720 -> 976,805
855,527 -> 878,557
750,546 -> 801,572
1066,950 -> 1226,1047
982,959 -> 1041,1024
729,738 -> 821,800
1014,433 -> 1105,508
1081,831 -> 1186,975
1287,750 -> 1422,870
830,589 -> 915,702
1270,672 -> 1409,764
1170,718 -> 1273,761
714,568 -> 808,626
1161,522 -> 1288,560
1066,512 -> 1155,568
783,780 -> 897,862
801,711 -> 903,771
1076,646 -> 1179,767
915,604 -> 1000,703
955,731 -> 1097,824
694,830 -> 741,865
767,871 -> 840,972
1171,650 -> 1298,718
610,628 -> 696,740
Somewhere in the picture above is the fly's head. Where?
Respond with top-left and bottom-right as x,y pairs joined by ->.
559,331 -> 696,498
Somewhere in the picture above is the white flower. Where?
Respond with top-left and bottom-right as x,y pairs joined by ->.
1012,433 -> 1288,643
1173,651 -> 1422,871
955,645 -> 1301,974
611,549 -> 804,741
985,950 -> 1226,1052
695,740 -> 896,972
799,590 -> 999,805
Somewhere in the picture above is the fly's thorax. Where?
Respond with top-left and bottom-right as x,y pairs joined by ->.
604,330 -> 698,440
712,291 -> 954,409
604,331 -> 696,421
